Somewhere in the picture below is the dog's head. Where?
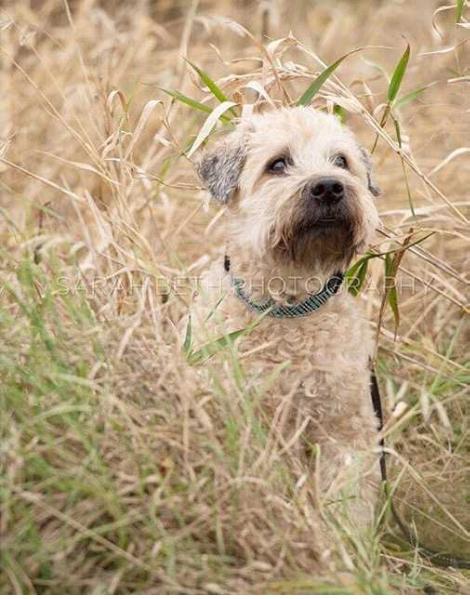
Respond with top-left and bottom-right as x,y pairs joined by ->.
198,107 -> 380,271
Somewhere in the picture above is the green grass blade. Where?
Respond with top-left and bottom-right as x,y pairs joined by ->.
297,50 -> 359,106
160,88 -> 211,113
183,316 -> 192,356
346,231 -> 434,297
160,88 -> 231,123
393,115 -> 402,147
185,59 -> 229,103
456,0 -> 465,21
346,258 -> 369,296
393,115 -> 415,217
384,254 -> 400,334
333,104 -> 347,123
187,328 -> 248,365
395,84 -> 430,108
388,43 -> 411,103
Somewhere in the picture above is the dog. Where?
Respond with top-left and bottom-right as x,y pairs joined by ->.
190,106 -> 381,558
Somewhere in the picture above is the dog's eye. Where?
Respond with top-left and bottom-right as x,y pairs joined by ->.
333,154 -> 348,169
268,157 -> 288,174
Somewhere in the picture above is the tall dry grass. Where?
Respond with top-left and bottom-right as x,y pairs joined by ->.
0,0 -> 469,593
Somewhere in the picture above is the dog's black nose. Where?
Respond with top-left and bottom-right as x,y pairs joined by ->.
310,178 -> 344,204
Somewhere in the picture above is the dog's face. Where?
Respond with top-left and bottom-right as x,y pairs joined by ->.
198,107 -> 380,271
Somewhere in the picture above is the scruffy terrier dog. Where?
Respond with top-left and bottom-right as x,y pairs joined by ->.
191,106 -> 381,554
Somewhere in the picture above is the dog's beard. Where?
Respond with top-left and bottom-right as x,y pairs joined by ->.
270,190 -> 363,270
273,223 -> 356,270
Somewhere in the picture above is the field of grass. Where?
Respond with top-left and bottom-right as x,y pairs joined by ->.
0,0 -> 469,593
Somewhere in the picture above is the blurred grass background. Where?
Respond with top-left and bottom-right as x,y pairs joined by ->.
0,0 -> 469,593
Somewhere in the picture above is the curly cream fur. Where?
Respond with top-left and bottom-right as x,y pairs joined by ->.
191,107 -> 381,560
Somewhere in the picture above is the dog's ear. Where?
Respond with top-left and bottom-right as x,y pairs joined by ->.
359,147 -> 381,197
197,134 -> 246,203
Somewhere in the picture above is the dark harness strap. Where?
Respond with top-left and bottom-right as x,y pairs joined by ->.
370,370 -> 387,482
224,254 -> 231,273
370,369 -> 470,569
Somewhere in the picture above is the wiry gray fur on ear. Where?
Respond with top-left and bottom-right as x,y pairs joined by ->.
359,146 -> 381,197
197,140 -> 246,203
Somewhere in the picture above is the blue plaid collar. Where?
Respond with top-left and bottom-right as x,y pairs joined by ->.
224,256 -> 343,319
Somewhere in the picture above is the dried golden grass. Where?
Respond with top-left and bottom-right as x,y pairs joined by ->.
0,0 -> 469,593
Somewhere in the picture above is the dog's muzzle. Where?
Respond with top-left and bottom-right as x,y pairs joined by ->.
300,177 -> 351,229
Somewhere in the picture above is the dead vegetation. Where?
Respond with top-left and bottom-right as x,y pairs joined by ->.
0,0 -> 469,593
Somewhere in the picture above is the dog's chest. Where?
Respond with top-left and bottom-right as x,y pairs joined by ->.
191,271 -> 377,442
202,285 -> 370,398
245,310 -> 368,382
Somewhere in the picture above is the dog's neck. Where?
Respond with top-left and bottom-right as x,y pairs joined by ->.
225,243 -> 346,304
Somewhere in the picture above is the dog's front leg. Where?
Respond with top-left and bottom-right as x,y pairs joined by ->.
314,439 -> 380,534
